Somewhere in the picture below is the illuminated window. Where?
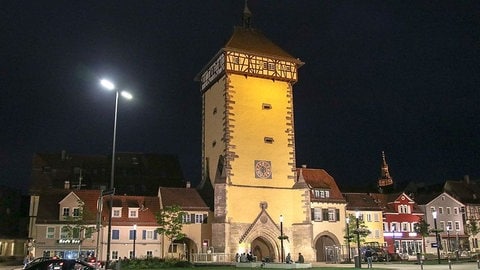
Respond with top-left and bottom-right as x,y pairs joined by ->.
113,207 -> 122,218
313,208 -> 322,221
112,251 -> 118,260
262,103 -> 272,110
62,207 -> 70,217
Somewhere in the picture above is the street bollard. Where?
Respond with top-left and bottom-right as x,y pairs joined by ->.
448,259 -> 451,270
477,259 -> 480,269
420,260 -> 423,270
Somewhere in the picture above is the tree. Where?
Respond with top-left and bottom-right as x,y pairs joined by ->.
414,217 -> 430,253
155,205 -> 186,256
466,218 -> 480,250
345,214 -> 371,247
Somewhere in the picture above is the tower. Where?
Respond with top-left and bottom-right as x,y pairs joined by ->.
195,4 -> 311,261
378,151 -> 394,193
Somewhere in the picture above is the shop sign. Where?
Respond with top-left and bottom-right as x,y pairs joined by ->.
57,239 -> 82,244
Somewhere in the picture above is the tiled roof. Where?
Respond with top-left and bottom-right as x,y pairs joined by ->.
102,195 -> 161,226
225,27 -> 301,62
444,179 -> 480,204
370,192 -> 423,214
297,168 -> 345,202
343,193 -> 383,211
158,187 -> 209,211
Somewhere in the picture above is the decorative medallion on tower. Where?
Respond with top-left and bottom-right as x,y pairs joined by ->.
254,160 -> 272,179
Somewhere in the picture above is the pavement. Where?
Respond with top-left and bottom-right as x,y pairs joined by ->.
312,261 -> 479,269
2,262 -> 479,270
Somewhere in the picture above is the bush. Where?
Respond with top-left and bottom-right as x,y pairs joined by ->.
116,257 -> 193,269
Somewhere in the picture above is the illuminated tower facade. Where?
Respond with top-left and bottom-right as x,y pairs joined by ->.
196,6 -> 313,261
378,151 -> 394,193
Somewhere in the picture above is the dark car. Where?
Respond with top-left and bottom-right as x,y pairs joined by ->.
24,259 -> 94,270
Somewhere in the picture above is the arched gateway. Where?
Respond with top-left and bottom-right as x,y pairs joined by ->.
314,232 -> 341,262
251,236 -> 276,262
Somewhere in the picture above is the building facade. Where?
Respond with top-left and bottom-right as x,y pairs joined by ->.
196,6 -> 321,262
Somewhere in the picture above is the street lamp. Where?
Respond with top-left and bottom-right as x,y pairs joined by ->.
432,210 -> 441,264
355,211 -> 362,268
446,225 -> 451,253
132,224 -> 137,259
279,215 -> 284,263
100,78 -> 133,267
346,217 -> 351,263
392,224 -> 396,255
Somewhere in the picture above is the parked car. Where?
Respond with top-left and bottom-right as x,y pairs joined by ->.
24,259 -> 94,270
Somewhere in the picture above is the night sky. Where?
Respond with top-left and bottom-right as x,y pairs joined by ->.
2,1 -> 479,193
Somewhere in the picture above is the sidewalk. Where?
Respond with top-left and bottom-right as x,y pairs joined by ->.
313,261 -> 479,269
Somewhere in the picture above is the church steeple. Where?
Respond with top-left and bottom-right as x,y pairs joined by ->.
243,0 -> 252,28
378,151 -> 394,193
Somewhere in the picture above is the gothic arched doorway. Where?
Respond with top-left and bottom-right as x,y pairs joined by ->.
315,234 -> 337,262
251,237 -> 275,262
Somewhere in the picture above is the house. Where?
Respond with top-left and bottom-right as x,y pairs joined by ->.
444,175 -> 480,251
28,185 -> 211,263
30,151 -> 186,196
299,167 -> 347,262
416,192 -> 467,255
370,192 -> 424,258
343,193 -> 384,247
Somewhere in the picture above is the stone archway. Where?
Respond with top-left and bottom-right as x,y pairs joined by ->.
314,232 -> 340,262
251,237 -> 276,262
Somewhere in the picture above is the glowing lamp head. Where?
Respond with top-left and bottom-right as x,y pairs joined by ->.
100,79 -> 115,90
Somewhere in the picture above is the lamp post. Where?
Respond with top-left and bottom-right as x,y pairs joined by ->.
355,211 -> 362,268
280,215 -> 284,263
392,224 -> 396,255
346,217 -> 351,263
132,224 -> 137,259
100,79 -> 132,267
432,210 -> 441,264
446,225 -> 451,253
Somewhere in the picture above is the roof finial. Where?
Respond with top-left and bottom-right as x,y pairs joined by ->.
243,0 -> 252,28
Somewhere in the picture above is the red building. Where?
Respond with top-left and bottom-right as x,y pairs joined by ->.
371,192 -> 424,258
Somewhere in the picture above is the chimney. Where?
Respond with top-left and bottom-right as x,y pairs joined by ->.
464,175 -> 470,184
64,181 -> 70,189
61,150 -> 66,161
186,181 -> 191,188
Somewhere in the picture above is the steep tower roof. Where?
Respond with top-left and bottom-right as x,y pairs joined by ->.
378,151 -> 394,193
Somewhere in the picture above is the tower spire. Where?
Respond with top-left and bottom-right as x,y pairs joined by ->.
243,0 -> 252,28
378,151 -> 394,193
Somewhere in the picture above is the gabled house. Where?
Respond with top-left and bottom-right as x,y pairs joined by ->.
444,175 -> 480,251
370,192 -> 423,258
298,166 -> 347,262
29,189 -> 100,259
157,187 -> 211,260
343,193 -> 384,246
416,192 -> 467,255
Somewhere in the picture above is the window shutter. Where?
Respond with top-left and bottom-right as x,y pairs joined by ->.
203,214 -> 207,223
191,214 -> 195,223
154,230 -> 158,240
311,208 -> 314,220
335,209 -> 340,221
322,209 -> 329,221
142,230 -> 146,240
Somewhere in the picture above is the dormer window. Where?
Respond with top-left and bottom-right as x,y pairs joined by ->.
63,207 -> 70,217
313,189 -> 330,198
129,208 -> 138,218
112,207 -> 122,218
73,208 -> 80,217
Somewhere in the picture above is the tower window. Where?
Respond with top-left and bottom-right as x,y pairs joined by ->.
212,140 -> 216,147
213,107 -> 217,115
264,137 -> 274,144
262,103 -> 272,110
